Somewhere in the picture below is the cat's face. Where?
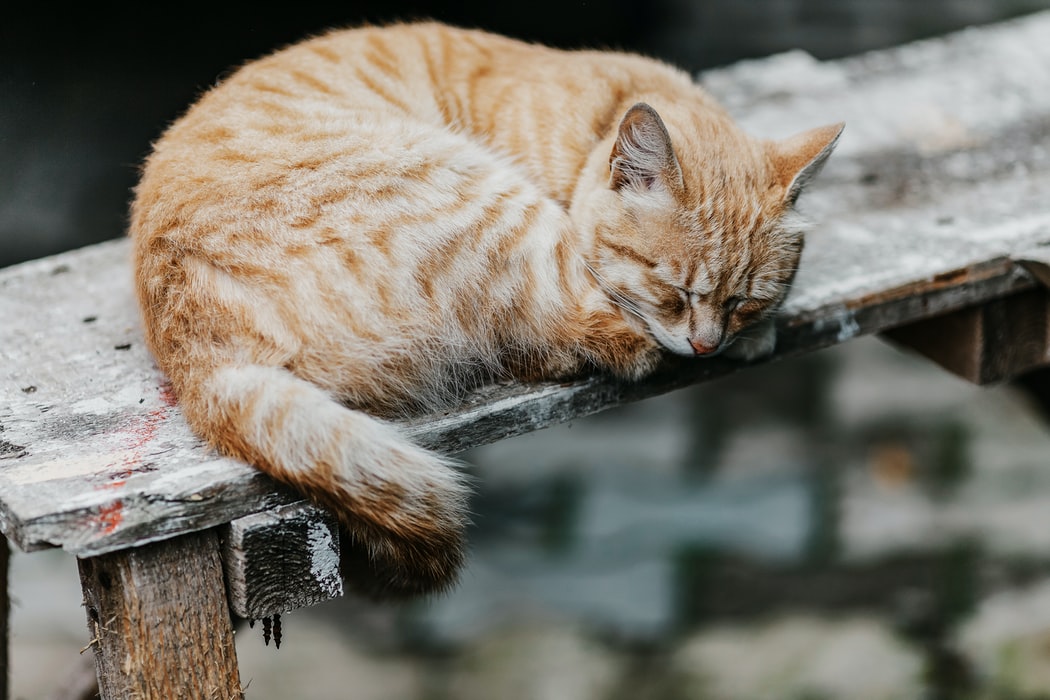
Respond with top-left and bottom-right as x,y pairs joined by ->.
591,188 -> 804,357
583,103 -> 842,358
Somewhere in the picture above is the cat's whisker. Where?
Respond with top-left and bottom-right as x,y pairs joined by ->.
583,262 -> 647,322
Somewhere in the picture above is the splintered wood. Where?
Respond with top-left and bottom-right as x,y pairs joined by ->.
0,11 -> 1049,611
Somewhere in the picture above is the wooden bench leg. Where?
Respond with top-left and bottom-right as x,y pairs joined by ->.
1,537 -> 8,700
77,530 -> 243,699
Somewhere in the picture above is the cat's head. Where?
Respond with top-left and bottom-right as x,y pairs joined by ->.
581,102 -> 843,358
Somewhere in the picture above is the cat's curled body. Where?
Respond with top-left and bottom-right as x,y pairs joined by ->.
130,22 -> 841,597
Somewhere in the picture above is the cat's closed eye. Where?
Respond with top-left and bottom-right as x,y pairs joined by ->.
658,286 -> 689,316
731,297 -> 769,322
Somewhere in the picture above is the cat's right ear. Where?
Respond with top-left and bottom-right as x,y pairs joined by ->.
610,103 -> 685,193
769,122 -> 845,206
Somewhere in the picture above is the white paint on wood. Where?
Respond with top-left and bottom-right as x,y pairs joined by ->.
307,519 -> 342,599
830,309 -> 861,343
222,503 -> 343,618
3,451 -> 140,486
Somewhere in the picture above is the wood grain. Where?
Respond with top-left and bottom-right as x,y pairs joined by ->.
221,503 -> 342,619
77,530 -> 242,699
2,12 -> 1050,561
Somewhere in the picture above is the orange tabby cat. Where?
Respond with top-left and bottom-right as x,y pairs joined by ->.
130,22 -> 842,597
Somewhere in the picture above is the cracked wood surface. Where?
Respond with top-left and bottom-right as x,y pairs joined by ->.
2,12 -> 1050,557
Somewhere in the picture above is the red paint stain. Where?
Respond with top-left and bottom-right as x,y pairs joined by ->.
95,500 -> 124,534
99,380 -> 178,485
158,380 -> 178,407
125,407 -> 166,455
91,379 -> 179,537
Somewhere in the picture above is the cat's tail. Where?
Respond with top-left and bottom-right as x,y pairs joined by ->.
176,363 -> 472,598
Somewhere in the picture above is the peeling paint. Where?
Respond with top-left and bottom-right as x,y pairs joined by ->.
0,440 -> 27,460
836,311 -> 862,342
307,520 -> 343,598
95,500 -> 124,534
5,450 -> 139,485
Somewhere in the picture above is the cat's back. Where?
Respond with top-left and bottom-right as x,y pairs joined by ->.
151,23 -> 543,144
137,22 -> 697,182
131,22 -> 708,260
131,24 -> 500,255
131,24 -> 515,234
130,22 -> 622,402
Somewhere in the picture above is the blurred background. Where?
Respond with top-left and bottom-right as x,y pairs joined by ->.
6,2 -> 1050,698
6,0 -> 1050,269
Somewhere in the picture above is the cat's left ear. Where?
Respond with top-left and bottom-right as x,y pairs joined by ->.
769,123 -> 845,206
610,103 -> 685,193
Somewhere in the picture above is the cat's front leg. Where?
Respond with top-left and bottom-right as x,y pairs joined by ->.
521,306 -> 660,383
576,308 -> 663,380
723,317 -> 777,362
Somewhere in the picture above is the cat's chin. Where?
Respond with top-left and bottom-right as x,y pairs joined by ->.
645,325 -> 695,358
723,319 -> 777,362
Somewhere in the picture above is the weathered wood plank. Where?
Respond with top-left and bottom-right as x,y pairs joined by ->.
884,289 -> 1050,384
221,503 -> 342,619
880,248 -> 1050,384
2,12 -> 1050,558
77,529 -> 242,699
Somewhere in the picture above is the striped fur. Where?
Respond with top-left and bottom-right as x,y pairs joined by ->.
129,23 -> 842,597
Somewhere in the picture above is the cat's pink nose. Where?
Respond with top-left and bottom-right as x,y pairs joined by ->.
690,339 -> 718,356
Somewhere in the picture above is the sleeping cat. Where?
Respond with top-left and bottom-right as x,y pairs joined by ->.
129,22 -> 842,598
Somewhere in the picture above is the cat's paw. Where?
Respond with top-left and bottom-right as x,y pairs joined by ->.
724,318 -> 777,362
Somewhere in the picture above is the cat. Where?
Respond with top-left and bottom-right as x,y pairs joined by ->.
129,22 -> 842,598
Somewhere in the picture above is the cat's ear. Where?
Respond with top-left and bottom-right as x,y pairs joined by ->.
610,103 -> 684,193
769,123 -> 844,206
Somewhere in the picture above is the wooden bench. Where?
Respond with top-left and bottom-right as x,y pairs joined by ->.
3,11 -> 1050,698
